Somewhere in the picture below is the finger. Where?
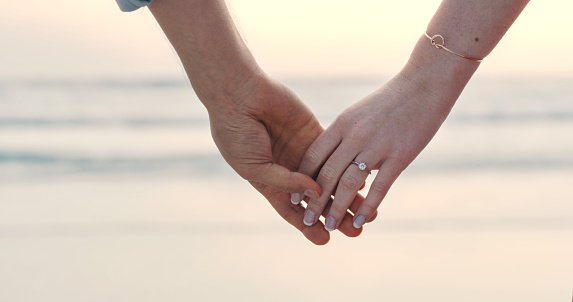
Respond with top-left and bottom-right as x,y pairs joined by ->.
368,210 -> 378,222
346,193 -> 377,223
291,129 -> 340,205
336,194 -> 366,237
347,192 -> 365,214
297,129 -> 341,179
325,191 -> 378,223
253,162 -> 322,197
250,181 -> 330,245
324,159 -> 371,231
352,159 -> 403,229
327,179 -> 365,197
303,142 -> 359,227
320,193 -> 374,237
338,212 -> 362,237
319,193 -> 376,238
321,192 -> 366,217
321,197 -> 361,238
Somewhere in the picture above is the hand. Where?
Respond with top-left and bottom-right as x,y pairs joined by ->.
208,72 -> 372,244
296,65 -> 456,231
148,0 -> 378,244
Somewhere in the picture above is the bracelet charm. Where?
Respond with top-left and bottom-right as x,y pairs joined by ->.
424,32 -> 483,62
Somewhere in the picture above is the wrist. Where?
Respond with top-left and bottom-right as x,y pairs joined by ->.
149,0 -> 265,112
185,54 -> 265,113
401,34 -> 480,104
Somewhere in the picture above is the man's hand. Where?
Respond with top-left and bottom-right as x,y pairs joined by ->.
208,72 -> 369,244
148,0 -> 375,244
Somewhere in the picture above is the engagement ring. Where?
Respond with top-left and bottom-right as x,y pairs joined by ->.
351,161 -> 367,171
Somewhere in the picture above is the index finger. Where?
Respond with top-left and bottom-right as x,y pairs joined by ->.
297,129 -> 341,179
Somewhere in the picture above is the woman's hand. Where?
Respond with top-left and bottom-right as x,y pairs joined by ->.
296,65 -> 458,231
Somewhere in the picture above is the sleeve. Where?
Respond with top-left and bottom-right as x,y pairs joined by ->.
116,0 -> 153,12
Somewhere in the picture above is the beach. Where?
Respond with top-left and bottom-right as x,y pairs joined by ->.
0,75 -> 572,301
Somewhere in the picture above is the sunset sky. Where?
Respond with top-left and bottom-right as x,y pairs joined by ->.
2,0 -> 572,80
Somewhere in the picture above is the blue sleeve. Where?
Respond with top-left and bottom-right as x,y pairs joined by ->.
116,0 -> 153,12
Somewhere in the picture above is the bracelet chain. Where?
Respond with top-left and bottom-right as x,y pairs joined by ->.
424,32 -> 483,62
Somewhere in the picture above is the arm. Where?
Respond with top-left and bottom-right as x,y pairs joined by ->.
296,0 -> 529,231
148,0 -> 258,113
147,0 -> 370,244
409,0 -> 528,103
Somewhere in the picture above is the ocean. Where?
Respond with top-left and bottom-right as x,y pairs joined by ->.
0,75 -> 571,301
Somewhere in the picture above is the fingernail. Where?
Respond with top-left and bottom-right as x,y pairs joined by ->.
290,193 -> 303,205
325,216 -> 336,232
353,215 -> 366,229
303,189 -> 319,200
303,210 -> 316,226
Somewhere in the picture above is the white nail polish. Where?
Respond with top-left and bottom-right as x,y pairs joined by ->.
290,193 -> 302,205
325,216 -> 336,232
303,210 -> 316,226
353,215 -> 366,229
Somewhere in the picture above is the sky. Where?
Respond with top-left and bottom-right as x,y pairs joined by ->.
1,0 -> 573,80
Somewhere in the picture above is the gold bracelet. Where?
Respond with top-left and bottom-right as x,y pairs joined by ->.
424,32 -> 483,62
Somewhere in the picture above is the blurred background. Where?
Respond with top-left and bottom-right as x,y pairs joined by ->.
0,0 -> 572,301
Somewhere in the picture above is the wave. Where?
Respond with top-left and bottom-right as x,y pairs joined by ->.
0,118 -> 209,127
1,111 -> 573,129
1,151 -> 571,180
448,111 -> 573,123
0,151 -> 232,177
0,79 -> 190,89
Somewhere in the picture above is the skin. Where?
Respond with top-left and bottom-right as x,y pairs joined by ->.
296,0 -> 530,231
147,0 -> 375,245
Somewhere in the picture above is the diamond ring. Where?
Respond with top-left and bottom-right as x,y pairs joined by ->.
351,161 -> 367,171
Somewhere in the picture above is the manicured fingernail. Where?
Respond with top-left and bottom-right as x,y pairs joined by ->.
353,215 -> 366,229
303,210 -> 316,226
325,216 -> 336,232
290,193 -> 303,205
303,189 -> 319,200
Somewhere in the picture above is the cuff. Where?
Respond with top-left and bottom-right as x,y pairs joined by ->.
116,0 -> 153,12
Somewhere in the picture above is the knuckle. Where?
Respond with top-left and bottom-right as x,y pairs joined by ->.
306,197 -> 326,210
370,181 -> 390,197
340,174 -> 360,191
350,125 -> 369,143
360,202 -> 377,216
394,140 -> 408,155
391,143 -> 410,165
239,164 -> 265,182
303,146 -> 322,168
329,203 -> 349,219
317,164 -> 337,184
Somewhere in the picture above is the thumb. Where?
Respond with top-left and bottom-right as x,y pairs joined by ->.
251,162 -> 321,196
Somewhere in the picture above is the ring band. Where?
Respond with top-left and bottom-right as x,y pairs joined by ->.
351,161 -> 367,171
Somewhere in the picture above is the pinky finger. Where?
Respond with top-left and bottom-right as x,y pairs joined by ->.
347,193 -> 377,223
322,193 -> 377,238
352,159 -> 403,229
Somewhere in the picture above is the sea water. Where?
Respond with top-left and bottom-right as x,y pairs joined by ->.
0,76 -> 571,301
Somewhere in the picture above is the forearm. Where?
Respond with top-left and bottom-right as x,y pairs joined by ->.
148,0 -> 262,110
402,0 -> 529,103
